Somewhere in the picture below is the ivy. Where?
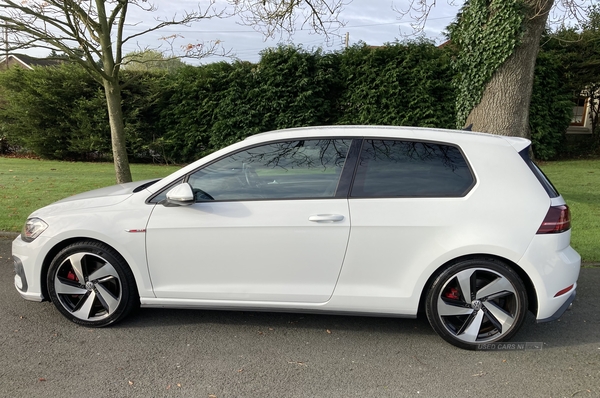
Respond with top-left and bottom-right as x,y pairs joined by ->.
451,0 -> 526,127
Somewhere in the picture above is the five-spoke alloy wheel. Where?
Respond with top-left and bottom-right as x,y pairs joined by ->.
425,258 -> 528,350
47,241 -> 138,327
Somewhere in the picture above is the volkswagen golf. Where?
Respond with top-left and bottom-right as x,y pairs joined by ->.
13,126 -> 581,349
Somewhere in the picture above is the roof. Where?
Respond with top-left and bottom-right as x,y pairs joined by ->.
0,54 -> 62,69
245,125 -> 512,143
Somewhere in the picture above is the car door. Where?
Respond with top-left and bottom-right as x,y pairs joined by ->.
145,138 -> 354,303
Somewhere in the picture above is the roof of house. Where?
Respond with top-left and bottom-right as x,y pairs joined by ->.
0,53 -> 62,69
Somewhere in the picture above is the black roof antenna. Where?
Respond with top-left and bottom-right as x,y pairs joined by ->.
463,123 -> 473,131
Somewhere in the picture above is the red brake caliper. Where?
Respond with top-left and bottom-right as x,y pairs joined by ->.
66,270 -> 78,282
66,270 -> 80,297
445,287 -> 460,300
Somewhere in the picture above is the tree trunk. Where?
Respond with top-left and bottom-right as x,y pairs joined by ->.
102,79 -> 132,184
465,0 -> 554,137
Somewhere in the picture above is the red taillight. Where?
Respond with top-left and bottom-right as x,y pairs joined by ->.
537,205 -> 571,234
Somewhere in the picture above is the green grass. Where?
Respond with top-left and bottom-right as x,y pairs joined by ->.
1,157 -> 598,262
0,158 -> 179,232
540,160 -> 600,263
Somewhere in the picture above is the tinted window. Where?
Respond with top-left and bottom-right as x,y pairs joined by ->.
519,148 -> 559,198
351,139 -> 474,198
187,139 -> 351,201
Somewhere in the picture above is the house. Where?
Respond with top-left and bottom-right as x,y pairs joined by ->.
568,96 -> 594,135
0,53 -> 61,71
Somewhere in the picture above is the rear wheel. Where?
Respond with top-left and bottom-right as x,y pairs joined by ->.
425,258 -> 528,350
47,241 -> 139,327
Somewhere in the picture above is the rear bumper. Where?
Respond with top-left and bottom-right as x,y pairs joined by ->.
517,232 -> 580,321
537,290 -> 575,323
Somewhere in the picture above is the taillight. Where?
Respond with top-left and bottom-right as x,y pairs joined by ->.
537,205 -> 571,234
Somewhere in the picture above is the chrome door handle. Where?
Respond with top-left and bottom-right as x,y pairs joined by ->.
308,214 -> 345,222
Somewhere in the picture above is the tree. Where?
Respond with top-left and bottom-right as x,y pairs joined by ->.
230,0 -> 345,41
402,0 -> 585,139
122,50 -> 185,72
0,0 -> 226,182
0,0 -> 345,182
452,0 -> 556,137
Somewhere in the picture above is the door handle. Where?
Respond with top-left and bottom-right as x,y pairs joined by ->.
308,214 -> 345,222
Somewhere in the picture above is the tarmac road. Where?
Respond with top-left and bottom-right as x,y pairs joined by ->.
0,236 -> 598,398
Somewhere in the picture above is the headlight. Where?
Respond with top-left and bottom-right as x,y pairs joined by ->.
21,218 -> 48,242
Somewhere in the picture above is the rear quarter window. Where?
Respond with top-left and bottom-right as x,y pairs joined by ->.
350,139 -> 475,198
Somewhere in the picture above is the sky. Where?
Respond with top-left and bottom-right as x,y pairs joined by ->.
117,0 -> 462,65
14,0 -> 587,64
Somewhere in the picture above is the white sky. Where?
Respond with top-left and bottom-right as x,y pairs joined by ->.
119,0 -> 461,64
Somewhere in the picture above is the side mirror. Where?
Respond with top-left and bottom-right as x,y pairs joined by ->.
165,183 -> 194,206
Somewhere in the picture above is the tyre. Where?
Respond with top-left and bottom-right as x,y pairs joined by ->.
47,241 -> 139,327
425,258 -> 528,350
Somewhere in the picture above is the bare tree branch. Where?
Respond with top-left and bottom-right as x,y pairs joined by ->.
229,0 -> 347,43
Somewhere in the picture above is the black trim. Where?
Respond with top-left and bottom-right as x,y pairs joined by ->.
519,148 -> 559,198
335,138 -> 362,198
13,256 -> 28,293
536,291 -> 575,323
133,179 -> 161,193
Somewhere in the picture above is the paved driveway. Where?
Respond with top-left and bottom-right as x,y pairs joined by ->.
0,236 -> 598,397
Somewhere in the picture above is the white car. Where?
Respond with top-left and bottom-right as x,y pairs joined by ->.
12,126 -> 580,349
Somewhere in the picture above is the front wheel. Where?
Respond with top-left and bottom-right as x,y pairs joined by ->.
47,241 -> 139,327
425,258 -> 528,350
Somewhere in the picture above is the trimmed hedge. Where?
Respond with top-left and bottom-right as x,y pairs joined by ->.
337,41 -> 456,128
0,41 -> 572,163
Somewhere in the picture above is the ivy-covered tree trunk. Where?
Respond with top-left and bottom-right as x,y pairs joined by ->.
454,0 -> 554,138
465,0 -> 553,137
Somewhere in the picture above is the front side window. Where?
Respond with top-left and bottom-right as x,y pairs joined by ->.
351,139 -> 474,198
187,139 -> 351,201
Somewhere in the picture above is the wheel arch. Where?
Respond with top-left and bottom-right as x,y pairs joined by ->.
417,253 -> 538,316
40,237 -> 133,301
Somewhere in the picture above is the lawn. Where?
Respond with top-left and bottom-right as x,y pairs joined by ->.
540,159 -> 600,263
0,158 -> 179,232
1,157 -> 598,262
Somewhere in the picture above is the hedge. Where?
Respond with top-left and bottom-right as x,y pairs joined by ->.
0,41 -> 572,163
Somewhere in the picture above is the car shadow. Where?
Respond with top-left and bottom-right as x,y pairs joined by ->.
120,306 -> 437,338
114,275 -> 598,350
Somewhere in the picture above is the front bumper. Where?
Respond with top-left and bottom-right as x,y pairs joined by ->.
12,235 -> 46,302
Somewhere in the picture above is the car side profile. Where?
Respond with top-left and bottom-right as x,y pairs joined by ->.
12,126 -> 580,349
